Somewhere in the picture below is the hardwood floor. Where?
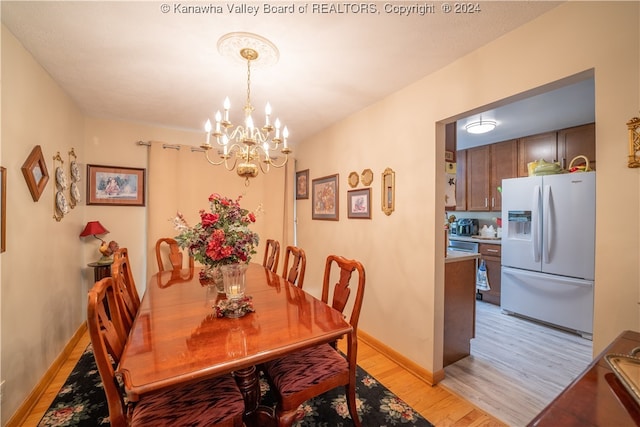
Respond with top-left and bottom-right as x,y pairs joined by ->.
440,300 -> 593,426
20,301 -> 590,427
20,329 -> 506,427
20,333 -> 92,427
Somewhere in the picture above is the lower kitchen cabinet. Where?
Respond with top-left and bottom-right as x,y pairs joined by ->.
478,243 -> 501,305
444,255 -> 478,367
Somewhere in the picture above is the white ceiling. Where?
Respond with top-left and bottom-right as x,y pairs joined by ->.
2,1 -> 566,149
457,76 -> 595,149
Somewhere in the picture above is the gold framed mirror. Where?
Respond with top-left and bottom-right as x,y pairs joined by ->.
381,167 -> 395,216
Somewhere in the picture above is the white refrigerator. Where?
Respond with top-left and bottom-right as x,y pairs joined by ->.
501,172 -> 595,338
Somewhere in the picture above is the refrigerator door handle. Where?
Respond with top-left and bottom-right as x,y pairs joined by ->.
532,185 -> 541,262
544,184 -> 552,264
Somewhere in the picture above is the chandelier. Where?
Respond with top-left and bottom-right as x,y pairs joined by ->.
201,33 -> 291,184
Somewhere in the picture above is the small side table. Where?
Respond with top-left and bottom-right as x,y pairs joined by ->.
88,261 -> 113,283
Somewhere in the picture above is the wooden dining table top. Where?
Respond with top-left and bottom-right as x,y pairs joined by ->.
116,263 -> 352,401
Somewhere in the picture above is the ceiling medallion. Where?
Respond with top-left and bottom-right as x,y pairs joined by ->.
217,32 -> 279,67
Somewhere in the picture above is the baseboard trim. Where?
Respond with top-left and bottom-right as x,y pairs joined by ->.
6,323 -> 88,427
358,330 -> 445,386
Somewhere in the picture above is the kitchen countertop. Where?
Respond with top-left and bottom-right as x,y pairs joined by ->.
445,249 -> 481,263
450,235 -> 502,245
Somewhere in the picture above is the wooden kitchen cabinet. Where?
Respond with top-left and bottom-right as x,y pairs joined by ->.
444,256 -> 477,367
466,145 -> 491,211
517,123 -> 595,176
557,123 -> 595,170
466,141 -> 517,212
490,140 -> 518,212
445,122 -> 457,162
478,243 -> 501,305
455,149 -> 467,210
518,131 -> 558,177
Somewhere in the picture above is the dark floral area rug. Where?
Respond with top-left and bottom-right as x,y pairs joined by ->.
39,344 -> 434,426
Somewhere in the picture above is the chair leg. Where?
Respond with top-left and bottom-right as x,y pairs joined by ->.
346,383 -> 361,427
276,406 -> 305,427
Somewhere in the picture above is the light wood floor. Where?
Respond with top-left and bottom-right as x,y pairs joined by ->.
440,301 -> 593,426
20,330 -> 506,427
21,302 -> 591,427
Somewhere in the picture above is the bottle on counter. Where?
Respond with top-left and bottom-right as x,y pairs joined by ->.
476,260 -> 490,290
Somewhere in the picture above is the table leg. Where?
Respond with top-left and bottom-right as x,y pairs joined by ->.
233,366 -> 260,414
233,366 -> 277,427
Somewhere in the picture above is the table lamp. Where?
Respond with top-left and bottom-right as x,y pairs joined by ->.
79,221 -> 111,264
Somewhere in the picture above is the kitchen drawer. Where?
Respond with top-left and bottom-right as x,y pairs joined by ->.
479,243 -> 501,257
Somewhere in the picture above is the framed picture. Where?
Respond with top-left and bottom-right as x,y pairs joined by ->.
347,188 -> 371,219
1,167 -> 6,252
87,164 -> 146,206
296,169 -> 309,199
312,174 -> 339,220
21,145 -> 49,202
445,150 -> 455,162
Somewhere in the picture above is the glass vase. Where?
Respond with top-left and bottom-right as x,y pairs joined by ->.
220,263 -> 248,300
200,266 -> 224,294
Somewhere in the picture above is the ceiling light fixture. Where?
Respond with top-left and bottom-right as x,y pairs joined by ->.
201,32 -> 291,185
465,117 -> 497,134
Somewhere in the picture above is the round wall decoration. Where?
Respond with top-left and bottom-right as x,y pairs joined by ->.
361,168 -> 373,186
348,171 -> 359,188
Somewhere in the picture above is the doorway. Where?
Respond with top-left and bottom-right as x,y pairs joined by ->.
440,72 -> 596,425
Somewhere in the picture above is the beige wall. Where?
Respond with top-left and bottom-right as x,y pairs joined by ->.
296,1 -> 640,375
1,26 -> 86,421
1,0 -> 639,422
1,30 -> 292,420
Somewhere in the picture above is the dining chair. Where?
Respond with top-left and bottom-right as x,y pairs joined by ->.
155,237 -> 194,273
281,245 -> 306,288
113,247 -> 128,263
264,255 -> 366,427
87,277 -> 245,427
110,250 -> 140,333
262,239 -> 280,273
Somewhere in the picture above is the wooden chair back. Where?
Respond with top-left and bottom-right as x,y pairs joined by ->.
113,247 -> 128,263
111,250 -> 140,333
322,255 -> 366,332
262,239 -> 280,273
155,237 -> 194,273
87,277 -> 129,427
281,245 -> 306,288
264,255 -> 366,427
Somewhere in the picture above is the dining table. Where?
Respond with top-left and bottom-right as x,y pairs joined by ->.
116,263 -> 352,426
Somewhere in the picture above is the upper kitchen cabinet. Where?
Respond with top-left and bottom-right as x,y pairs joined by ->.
491,140 -> 518,211
466,145 -> 490,211
517,124 -> 595,176
558,123 -> 596,171
455,149 -> 467,210
517,131 -> 557,177
445,122 -> 457,162
467,140 -> 517,211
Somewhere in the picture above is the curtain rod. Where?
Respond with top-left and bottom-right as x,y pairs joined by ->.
135,141 -> 181,151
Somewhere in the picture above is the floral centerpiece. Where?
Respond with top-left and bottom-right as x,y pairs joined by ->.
173,193 -> 259,291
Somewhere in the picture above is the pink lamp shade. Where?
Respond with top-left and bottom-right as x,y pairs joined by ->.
79,221 -> 109,239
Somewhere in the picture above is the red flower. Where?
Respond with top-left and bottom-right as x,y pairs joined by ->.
200,212 -> 219,227
248,212 -> 256,223
208,193 -> 221,202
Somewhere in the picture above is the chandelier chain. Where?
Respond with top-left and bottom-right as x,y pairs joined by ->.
245,58 -> 252,113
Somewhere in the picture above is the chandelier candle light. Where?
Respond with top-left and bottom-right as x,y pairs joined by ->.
201,32 -> 291,184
